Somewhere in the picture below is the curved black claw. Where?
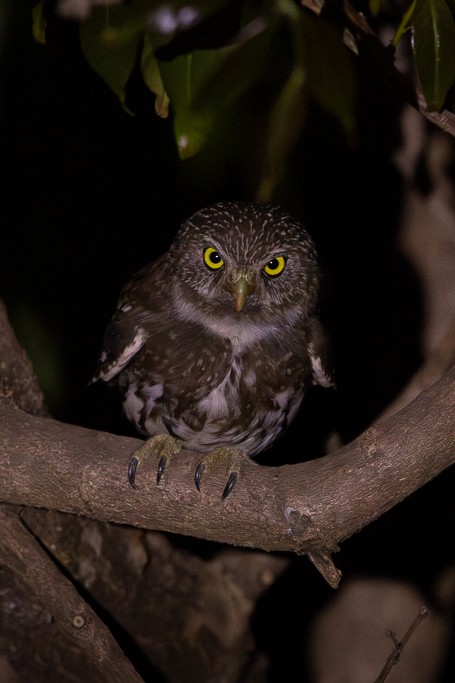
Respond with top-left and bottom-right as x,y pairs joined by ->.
128,456 -> 139,489
194,461 -> 206,492
222,472 -> 238,500
157,455 -> 167,485
127,435 -> 182,491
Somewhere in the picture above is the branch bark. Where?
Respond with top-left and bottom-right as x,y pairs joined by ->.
0,506 -> 143,683
0,299 -> 47,417
0,363 -> 453,588
0,297 -> 289,681
17,508 -> 285,683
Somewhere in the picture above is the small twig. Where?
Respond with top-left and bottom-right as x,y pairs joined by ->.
373,605 -> 429,683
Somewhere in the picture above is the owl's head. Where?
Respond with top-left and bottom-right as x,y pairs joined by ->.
169,202 -> 320,328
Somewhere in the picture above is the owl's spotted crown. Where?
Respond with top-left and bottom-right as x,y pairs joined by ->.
174,201 -> 315,259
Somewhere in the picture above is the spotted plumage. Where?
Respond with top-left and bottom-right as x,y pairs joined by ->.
93,201 -> 333,461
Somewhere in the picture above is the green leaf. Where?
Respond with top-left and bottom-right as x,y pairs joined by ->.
369,0 -> 384,16
255,0 -> 308,200
414,0 -> 455,109
172,11 -> 282,164
369,0 -> 395,16
299,12 -> 356,133
158,49 -> 224,158
394,0 -> 455,110
141,34 -> 170,118
196,15 -> 280,111
279,0 -> 356,131
257,65 -> 307,202
32,0 -> 47,45
393,0 -> 418,44
256,2 -> 356,200
79,4 -> 146,111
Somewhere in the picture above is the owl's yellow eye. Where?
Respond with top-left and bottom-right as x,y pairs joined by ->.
264,256 -> 286,277
203,246 -> 224,270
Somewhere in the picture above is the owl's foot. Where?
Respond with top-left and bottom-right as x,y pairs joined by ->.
194,447 -> 251,500
128,434 -> 182,489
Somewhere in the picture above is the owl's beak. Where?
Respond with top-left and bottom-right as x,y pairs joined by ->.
230,270 -> 255,312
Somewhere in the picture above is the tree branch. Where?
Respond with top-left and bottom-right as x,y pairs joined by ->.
0,506 -> 144,682
0,299 -> 47,417
17,508 -> 287,682
0,364 -> 453,588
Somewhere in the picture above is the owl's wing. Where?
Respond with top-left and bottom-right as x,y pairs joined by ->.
91,257 -> 166,384
91,313 -> 148,383
308,316 -> 335,388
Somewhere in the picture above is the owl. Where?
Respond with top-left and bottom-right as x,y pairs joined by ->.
92,202 -> 333,497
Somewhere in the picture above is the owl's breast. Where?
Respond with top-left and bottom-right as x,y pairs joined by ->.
156,345 -> 306,456
118,316 -> 310,456
118,319 -> 230,428
192,356 -> 305,455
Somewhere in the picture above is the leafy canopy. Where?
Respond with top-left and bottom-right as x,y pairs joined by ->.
33,0 -> 455,199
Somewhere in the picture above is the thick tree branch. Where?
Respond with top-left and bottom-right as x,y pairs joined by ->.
0,301 -> 285,681
0,364 -> 453,588
0,506 -> 144,682
0,299 -> 47,417
17,508 -> 287,682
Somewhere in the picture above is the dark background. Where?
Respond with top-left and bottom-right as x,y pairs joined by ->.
1,3 -> 453,681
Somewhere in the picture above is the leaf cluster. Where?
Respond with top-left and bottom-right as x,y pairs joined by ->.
33,0 -> 357,200
32,0 -> 455,199
390,0 -> 455,110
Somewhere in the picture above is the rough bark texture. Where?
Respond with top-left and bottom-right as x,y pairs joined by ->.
0,300 -> 47,417
1,363 -> 453,680
0,298 -> 289,682
0,364 -> 454,588
15,508 -> 285,683
0,507 -> 144,683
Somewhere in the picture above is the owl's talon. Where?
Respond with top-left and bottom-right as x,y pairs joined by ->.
194,447 -> 249,499
128,456 -> 139,489
157,455 -> 167,485
194,462 -> 205,491
127,434 -> 182,489
222,472 -> 238,500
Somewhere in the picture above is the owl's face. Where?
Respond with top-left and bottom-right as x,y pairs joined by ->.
169,202 -> 319,327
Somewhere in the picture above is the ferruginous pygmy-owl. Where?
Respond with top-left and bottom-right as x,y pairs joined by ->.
92,202 -> 333,498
